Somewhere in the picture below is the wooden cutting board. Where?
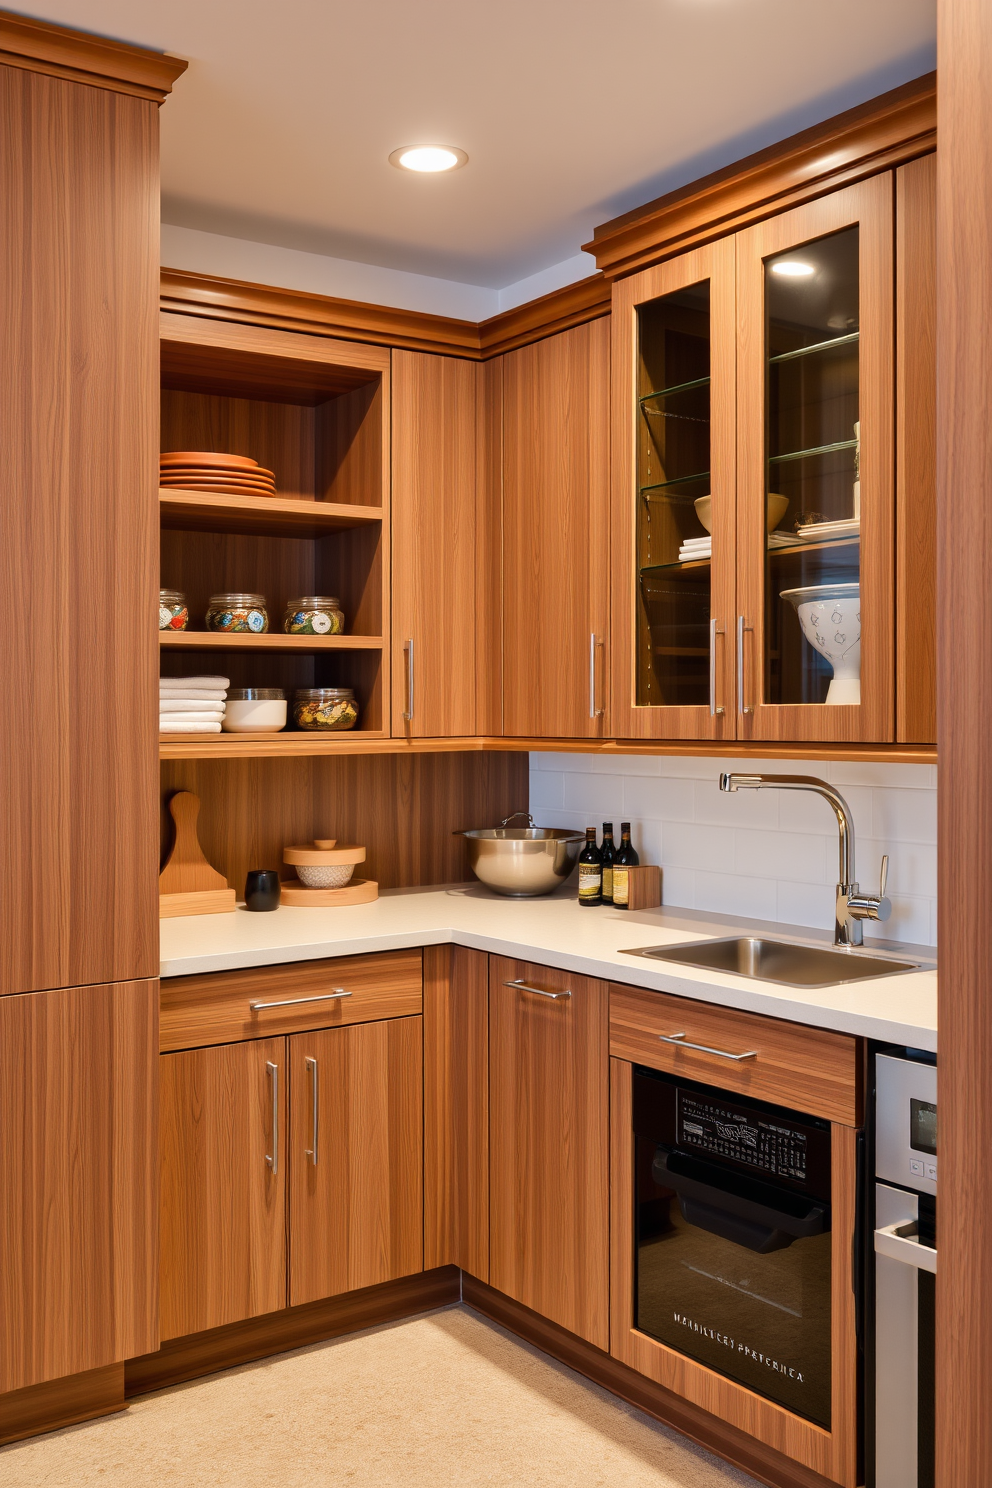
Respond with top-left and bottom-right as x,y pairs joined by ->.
159,791 -> 236,916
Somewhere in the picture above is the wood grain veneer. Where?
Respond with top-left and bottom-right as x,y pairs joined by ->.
501,318 -> 612,738
0,10 -> 186,102
161,950 -> 423,1051
478,274 -> 611,356
424,946 -> 489,1279
160,491 -> 382,538
0,65 -> 159,995
609,984 -> 860,1126
0,1363 -> 125,1448
608,1060 -> 859,1487
160,1037 -> 287,1339
489,956 -> 610,1350
288,1016 -> 423,1305
0,982 -> 158,1393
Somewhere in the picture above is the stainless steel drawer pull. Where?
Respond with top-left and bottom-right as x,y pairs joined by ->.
265,1060 -> 279,1174
874,1221 -> 938,1274
403,638 -> 415,721
709,617 -> 725,718
250,990 -> 351,1011
506,979 -> 572,1001
305,1055 -> 319,1167
659,1031 -> 757,1061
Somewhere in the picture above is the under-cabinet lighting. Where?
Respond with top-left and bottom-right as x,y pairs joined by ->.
389,145 -> 468,172
771,260 -> 816,277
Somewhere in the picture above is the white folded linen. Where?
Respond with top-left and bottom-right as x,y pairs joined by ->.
159,711 -> 226,723
159,688 -> 228,702
159,721 -> 223,733
160,698 -> 227,712
159,675 -> 230,692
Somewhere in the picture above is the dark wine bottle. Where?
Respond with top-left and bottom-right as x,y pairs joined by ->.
611,821 -> 639,910
600,822 -> 616,906
577,827 -> 602,906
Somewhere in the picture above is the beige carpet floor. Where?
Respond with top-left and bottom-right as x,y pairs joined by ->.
1,1306 -> 762,1487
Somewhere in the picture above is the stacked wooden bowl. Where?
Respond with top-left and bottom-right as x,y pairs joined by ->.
281,840 -> 378,906
160,451 -> 276,497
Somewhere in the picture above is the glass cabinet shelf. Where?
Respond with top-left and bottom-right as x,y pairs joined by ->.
641,534 -> 860,576
640,471 -> 710,497
639,374 -> 712,404
769,438 -> 858,465
768,330 -> 859,364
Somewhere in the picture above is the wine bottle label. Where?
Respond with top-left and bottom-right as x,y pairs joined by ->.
578,863 -> 602,899
602,866 -> 613,899
612,866 -> 629,905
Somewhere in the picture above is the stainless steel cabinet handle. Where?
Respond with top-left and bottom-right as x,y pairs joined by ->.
589,633 -> 604,719
874,1221 -> 937,1274
659,1031 -> 757,1062
265,1060 -> 279,1174
305,1055 -> 319,1166
403,638 -> 415,721
506,978 -> 572,1001
250,989 -> 351,1011
709,618 -> 725,717
736,615 -> 753,716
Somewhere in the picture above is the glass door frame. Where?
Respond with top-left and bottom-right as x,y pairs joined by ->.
611,237 -> 737,740
735,177 -> 895,743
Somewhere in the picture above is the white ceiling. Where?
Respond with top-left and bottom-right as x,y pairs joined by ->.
16,0 -> 935,288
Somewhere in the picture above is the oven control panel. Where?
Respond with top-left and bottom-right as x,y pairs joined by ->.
678,1091 -> 809,1182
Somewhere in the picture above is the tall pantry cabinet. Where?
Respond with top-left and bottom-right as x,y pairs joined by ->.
0,15 -> 185,1442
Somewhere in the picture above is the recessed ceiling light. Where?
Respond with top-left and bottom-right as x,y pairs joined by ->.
389,145 -> 468,173
771,260 -> 816,277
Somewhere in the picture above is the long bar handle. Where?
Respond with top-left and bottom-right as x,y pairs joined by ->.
265,1060 -> 279,1174
709,618 -> 725,717
402,638 -> 415,721
505,978 -> 572,1001
250,990 -> 350,1011
736,615 -> 753,716
659,1031 -> 757,1062
305,1055 -> 318,1166
874,1221 -> 937,1274
589,633 -> 604,719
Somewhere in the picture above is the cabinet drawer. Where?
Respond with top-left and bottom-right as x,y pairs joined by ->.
609,983 -> 860,1125
161,950 -> 423,1052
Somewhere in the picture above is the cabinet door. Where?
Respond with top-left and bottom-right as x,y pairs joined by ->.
611,237 -> 737,739
501,319 -> 611,738
0,981 -> 157,1392
160,1038 -> 286,1340
489,956 -> 609,1348
289,1016 -> 423,1306
391,351 -> 499,737
736,175 -> 894,742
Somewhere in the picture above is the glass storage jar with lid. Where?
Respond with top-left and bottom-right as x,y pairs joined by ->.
206,593 -> 269,633
283,595 -> 345,636
159,588 -> 188,631
293,687 -> 359,731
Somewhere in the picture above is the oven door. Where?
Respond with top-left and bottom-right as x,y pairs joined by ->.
874,1182 -> 936,1488
636,1136 -> 833,1428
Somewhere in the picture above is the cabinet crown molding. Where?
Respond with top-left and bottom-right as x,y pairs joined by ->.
0,7 -> 187,101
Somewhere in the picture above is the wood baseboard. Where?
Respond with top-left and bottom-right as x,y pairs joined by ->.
125,1267 -> 460,1397
462,1277 -> 844,1488
0,1362 -> 125,1447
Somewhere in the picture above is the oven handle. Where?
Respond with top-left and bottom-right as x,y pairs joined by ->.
874,1220 -> 937,1274
653,1148 -> 829,1254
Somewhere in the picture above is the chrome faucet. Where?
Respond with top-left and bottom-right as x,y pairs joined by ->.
719,772 -> 890,947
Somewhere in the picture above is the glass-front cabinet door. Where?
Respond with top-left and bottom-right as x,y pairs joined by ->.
611,238 -> 736,738
735,177 -> 894,742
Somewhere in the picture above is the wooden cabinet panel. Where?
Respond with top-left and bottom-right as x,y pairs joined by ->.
0,981 -> 158,1392
391,352 -> 496,737
160,949 -> 423,1051
160,1038 -> 287,1339
289,1016 -> 423,1306
609,983 -> 859,1125
501,319 -> 611,738
424,945 -> 489,1279
0,66 -> 158,996
489,956 -> 609,1349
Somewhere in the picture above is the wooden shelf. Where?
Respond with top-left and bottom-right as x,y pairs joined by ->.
159,490 -> 382,538
160,632 -> 383,653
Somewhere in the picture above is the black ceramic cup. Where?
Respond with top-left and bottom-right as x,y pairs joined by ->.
244,869 -> 281,912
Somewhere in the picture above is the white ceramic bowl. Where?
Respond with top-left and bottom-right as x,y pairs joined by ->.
296,863 -> 355,888
780,582 -> 861,705
694,492 -> 788,535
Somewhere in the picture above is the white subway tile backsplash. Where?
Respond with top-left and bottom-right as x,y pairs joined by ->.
530,751 -> 937,945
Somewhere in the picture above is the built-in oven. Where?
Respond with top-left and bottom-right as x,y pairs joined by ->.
632,1065 -> 834,1429
871,1051 -> 937,1488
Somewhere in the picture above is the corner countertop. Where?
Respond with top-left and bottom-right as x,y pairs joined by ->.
159,884 -> 937,1051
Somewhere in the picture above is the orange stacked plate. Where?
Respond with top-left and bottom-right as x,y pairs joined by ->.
160,451 -> 276,497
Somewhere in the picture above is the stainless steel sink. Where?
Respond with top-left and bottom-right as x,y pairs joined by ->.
621,936 -> 919,988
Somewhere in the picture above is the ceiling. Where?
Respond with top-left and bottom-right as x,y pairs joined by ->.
16,0 -> 935,288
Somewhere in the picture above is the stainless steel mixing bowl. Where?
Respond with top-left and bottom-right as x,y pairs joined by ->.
458,814 -> 585,897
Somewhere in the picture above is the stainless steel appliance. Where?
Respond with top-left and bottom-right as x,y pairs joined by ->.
632,1065 -> 833,1427
873,1051 -> 937,1488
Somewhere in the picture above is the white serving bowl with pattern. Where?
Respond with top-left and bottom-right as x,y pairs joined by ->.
780,582 -> 861,705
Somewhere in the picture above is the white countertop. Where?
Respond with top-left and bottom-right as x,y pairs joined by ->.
160,884 -> 937,1051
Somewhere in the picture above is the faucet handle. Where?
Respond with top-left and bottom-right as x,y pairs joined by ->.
847,855 -> 892,925
879,853 -> 889,900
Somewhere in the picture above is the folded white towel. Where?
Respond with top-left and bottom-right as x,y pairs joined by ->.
160,711 -> 226,723
160,675 -> 230,692
160,698 -> 227,712
159,721 -> 223,734
160,688 -> 228,702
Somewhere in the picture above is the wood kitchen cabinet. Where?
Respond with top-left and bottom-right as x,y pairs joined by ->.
489,955 -> 610,1349
500,318 -> 611,739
